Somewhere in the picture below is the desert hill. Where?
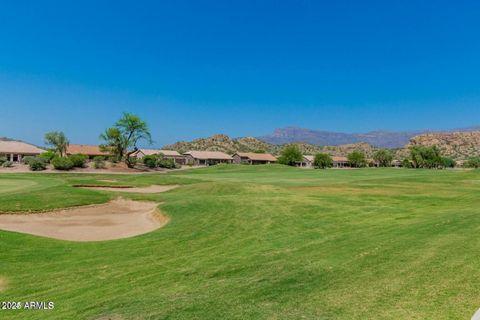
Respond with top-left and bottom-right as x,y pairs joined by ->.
407,131 -> 480,160
163,134 -> 379,157
258,126 -> 480,148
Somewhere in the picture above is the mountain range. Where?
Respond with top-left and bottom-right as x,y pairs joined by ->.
258,126 -> 480,148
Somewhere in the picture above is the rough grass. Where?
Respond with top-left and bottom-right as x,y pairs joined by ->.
0,166 -> 480,319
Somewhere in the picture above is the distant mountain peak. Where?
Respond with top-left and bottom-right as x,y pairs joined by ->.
258,125 -> 480,148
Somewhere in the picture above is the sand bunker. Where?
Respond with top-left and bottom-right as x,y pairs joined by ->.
79,185 -> 178,193
0,199 -> 168,242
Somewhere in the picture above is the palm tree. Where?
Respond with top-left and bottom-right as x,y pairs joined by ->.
44,131 -> 69,157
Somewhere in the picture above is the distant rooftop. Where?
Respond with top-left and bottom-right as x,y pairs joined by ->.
184,151 -> 233,160
66,144 -> 109,156
235,152 -> 277,161
0,140 -> 45,154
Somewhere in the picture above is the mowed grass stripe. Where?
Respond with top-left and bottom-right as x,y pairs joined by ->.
0,166 -> 480,319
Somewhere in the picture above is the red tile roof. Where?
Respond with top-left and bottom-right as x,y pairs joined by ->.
184,151 -> 233,160
66,144 -> 109,156
235,152 -> 277,161
0,141 -> 45,154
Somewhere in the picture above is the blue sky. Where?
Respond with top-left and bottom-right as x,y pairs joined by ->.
1,1 -> 480,147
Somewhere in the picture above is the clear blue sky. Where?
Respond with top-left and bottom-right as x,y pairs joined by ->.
1,1 -> 480,147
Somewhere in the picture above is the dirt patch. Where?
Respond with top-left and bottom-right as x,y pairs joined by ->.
0,199 -> 168,241
0,277 -> 7,292
97,179 -> 118,183
78,185 -> 178,194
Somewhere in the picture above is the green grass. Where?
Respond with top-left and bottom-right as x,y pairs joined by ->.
1,165 -> 480,319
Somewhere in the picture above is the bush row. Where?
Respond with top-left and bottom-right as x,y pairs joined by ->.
143,154 -> 177,169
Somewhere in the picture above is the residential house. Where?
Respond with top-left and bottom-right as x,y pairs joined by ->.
66,144 -> 109,159
232,152 -> 277,165
0,140 -> 45,162
332,156 -> 349,168
297,155 -> 314,167
134,149 -> 185,165
184,151 -> 233,166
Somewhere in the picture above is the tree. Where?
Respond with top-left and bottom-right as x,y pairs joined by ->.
401,158 -> 413,168
277,144 -> 303,166
44,131 -> 69,157
313,153 -> 333,169
409,145 -> 442,169
100,113 -> 152,168
99,127 -> 125,162
466,157 -> 480,168
440,157 -> 456,169
347,150 -> 367,168
373,149 -> 393,167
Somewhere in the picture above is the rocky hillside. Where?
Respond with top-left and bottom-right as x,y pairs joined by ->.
163,134 -> 379,157
258,126 -> 480,148
162,134 -> 271,154
259,127 -> 423,148
407,131 -> 480,159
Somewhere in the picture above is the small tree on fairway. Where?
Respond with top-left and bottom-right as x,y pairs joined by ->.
313,153 -> 333,169
277,144 -> 303,166
348,151 -> 367,168
44,131 -> 69,157
373,149 -> 394,167
100,113 -> 152,168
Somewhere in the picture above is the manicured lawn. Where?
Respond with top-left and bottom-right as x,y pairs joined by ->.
1,165 -> 480,319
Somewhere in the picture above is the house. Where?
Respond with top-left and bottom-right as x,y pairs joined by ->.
332,156 -> 349,168
66,144 -> 109,159
0,140 -> 45,162
133,149 -> 185,165
184,151 -> 233,166
232,152 -> 277,165
297,155 -> 314,167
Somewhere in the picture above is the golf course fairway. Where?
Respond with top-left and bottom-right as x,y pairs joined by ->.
1,165 -> 479,319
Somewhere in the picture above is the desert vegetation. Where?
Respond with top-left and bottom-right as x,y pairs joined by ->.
100,113 -> 152,168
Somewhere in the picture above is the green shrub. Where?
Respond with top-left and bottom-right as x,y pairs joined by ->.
143,154 -> 177,169
29,158 -> 47,171
51,157 -> 74,170
22,156 -> 36,165
127,157 -> 137,167
401,159 -> 413,168
466,157 -> 480,168
38,151 -> 56,163
156,154 -> 176,169
441,157 -> 456,168
2,161 -> 13,168
143,155 -> 157,168
69,154 -> 88,168
347,151 -> 367,168
93,156 -> 106,169
313,153 -> 333,169
0,156 -> 7,165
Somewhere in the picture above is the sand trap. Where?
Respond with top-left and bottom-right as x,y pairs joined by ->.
79,185 -> 178,194
0,199 -> 168,242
